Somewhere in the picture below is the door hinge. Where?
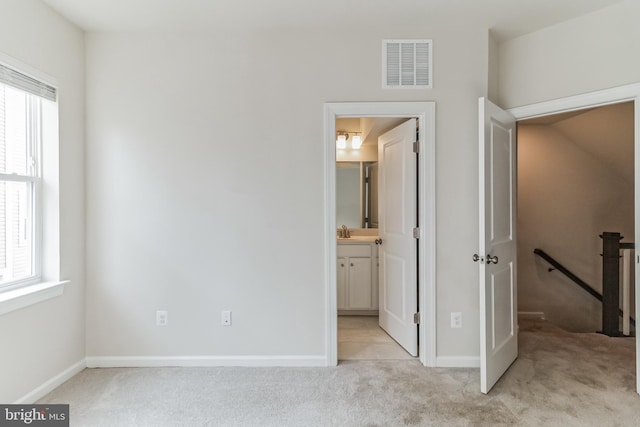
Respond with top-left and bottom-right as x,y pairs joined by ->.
413,141 -> 419,153
413,312 -> 420,324
413,227 -> 420,239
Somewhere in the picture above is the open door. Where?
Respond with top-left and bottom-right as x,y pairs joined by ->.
378,118 -> 418,356
477,98 -> 518,393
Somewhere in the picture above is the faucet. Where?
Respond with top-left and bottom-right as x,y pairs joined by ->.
340,224 -> 350,238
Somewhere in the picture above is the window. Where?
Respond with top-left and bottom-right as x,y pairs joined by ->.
0,63 -> 56,291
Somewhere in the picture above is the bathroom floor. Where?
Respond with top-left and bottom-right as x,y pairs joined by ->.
338,315 -> 414,360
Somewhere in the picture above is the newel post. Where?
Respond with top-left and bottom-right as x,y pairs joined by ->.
601,232 -> 622,336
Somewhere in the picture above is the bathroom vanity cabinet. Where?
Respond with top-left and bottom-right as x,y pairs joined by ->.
337,242 -> 378,314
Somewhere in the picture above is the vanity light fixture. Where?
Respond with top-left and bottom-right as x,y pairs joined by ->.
351,135 -> 362,149
335,131 -> 363,150
336,133 -> 348,149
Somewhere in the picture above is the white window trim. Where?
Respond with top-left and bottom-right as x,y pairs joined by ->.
0,280 -> 67,316
0,52 -> 64,316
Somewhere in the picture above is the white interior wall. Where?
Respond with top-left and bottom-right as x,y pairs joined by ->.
336,145 -> 377,163
518,124 -> 634,332
498,0 -> 640,108
0,0 -> 85,403
85,24 -> 489,361
487,32 -> 499,103
499,0 -> 640,334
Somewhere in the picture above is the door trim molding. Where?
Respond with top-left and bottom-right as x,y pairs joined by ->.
323,101 -> 436,367
507,82 -> 640,395
508,83 -> 640,120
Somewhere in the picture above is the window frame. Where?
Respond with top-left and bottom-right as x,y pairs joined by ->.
0,53 -> 66,315
0,81 -> 44,291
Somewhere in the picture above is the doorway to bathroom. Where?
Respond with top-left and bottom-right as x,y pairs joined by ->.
336,117 -> 415,360
324,102 -> 436,367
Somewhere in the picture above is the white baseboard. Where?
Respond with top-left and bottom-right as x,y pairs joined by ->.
518,311 -> 546,320
86,355 -> 328,368
14,359 -> 86,404
436,356 -> 480,368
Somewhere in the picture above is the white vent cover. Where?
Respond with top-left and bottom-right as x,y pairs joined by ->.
383,39 -> 432,89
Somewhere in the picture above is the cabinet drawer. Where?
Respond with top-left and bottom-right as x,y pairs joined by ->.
337,244 -> 371,258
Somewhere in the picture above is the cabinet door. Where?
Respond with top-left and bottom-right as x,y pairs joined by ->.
372,244 -> 379,309
337,257 -> 348,310
348,257 -> 373,309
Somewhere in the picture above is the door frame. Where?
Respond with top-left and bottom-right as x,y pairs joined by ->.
324,102 -> 437,367
507,82 -> 640,394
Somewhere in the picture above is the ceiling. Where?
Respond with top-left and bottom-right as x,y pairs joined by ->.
520,102 -> 634,183
40,0 -> 623,40
336,117 -> 407,147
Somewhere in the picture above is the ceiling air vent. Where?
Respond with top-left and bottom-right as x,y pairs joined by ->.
383,39 -> 432,89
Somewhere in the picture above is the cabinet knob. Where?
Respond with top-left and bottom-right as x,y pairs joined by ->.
350,263 -> 354,267
340,263 -> 344,267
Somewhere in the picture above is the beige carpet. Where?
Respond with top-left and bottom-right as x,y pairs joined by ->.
37,319 -> 640,426
338,315 -> 414,360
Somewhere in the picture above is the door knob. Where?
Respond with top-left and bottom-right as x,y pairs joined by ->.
486,254 -> 499,265
472,254 -> 484,263
375,238 -> 382,245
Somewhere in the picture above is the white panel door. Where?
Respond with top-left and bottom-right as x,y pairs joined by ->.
378,118 -> 418,356
478,97 -> 518,394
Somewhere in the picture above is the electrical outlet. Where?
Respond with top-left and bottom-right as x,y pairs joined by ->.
156,310 -> 168,326
221,310 -> 232,326
451,312 -> 462,328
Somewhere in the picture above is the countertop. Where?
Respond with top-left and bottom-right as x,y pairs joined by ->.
337,236 -> 379,244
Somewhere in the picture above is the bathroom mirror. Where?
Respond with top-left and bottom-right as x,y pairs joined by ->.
336,162 -> 378,229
